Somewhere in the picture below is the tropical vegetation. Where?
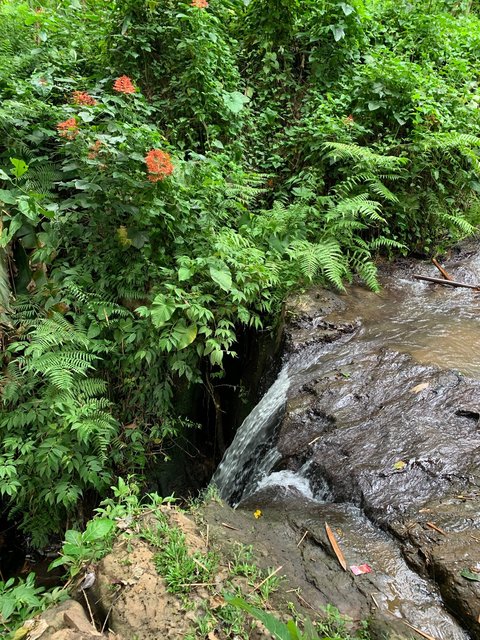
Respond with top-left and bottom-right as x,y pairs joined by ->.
0,0 -> 480,569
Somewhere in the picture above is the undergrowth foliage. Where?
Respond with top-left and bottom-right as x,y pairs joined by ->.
0,0 -> 479,544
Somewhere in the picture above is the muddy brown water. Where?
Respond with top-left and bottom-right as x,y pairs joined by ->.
213,246 -> 480,639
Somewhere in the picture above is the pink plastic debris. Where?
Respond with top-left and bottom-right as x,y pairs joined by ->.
350,563 -> 372,575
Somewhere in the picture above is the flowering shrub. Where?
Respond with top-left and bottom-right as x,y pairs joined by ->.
191,0 -> 209,8
145,149 -> 174,182
113,75 -> 136,94
57,117 -> 79,139
72,91 -> 97,106
88,139 -> 103,159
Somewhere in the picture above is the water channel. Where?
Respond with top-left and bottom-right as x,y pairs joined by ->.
213,247 -> 480,639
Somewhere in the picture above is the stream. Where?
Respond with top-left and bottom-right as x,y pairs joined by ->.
212,246 -> 480,639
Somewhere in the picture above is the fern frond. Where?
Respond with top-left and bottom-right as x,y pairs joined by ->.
288,239 -> 347,289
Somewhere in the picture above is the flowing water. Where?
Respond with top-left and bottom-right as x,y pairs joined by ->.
214,269 -> 480,504
212,252 -> 480,640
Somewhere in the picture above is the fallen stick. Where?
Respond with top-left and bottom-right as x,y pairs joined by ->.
325,522 -> 347,571
403,621 -> 438,640
426,522 -> 447,536
250,565 -> 283,594
297,529 -> 309,547
413,274 -> 480,290
431,258 -> 453,281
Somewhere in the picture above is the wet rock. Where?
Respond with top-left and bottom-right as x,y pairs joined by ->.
204,499 -> 452,639
391,497 -> 480,637
283,287 -> 353,351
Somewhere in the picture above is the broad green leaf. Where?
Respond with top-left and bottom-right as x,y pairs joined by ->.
178,266 -> 193,281
209,266 -> 232,291
1,596 -> 15,621
222,91 -> 250,114
62,543 -> 85,557
17,198 -> 38,222
150,297 -> 176,327
74,180 -> 101,192
0,169 -> 10,181
286,620 -> 302,639
0,189 -> 17,204
460,569 -> 480,582
225,595 -> 293,640
9,158 -> 29,179
340,3 -> 354,15
175,322 -> 198,350
64,529 -> 83,546
331,25 -> 345,42
83,518 -> 115,542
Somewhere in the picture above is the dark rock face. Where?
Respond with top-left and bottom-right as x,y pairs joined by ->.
277,350 -> 480,521
231,248 -> 480,638
270,346 -> 480,636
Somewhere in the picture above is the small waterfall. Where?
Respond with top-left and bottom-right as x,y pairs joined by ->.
211,365 -> 290,505
212,343 -> 336,504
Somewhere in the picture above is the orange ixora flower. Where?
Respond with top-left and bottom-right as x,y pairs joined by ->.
113,75 -> 136,94
191,0 -> 209,7
88,140 -> 103,159
72,91 -> 97,107
145,149 -> 174,182
57,117 -> 79,140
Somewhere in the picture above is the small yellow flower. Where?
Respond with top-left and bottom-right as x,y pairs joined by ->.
253,509 -> 262,519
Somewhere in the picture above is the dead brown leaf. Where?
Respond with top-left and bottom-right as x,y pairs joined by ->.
410,382 -> 430,394
325,522 -> 347,571
209,594 -> 224,610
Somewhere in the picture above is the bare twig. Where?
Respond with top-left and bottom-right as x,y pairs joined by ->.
403,621 -> 438,640
426,522 -> 447,536
101,587 -> 123,633
297,530 -> 309,548
192,556 -> 209,573
82,589 -> 97,632
413,274 -> 480,290
250,565 -> 283,594
432,258 -> 453,281
221,522 -> 239,531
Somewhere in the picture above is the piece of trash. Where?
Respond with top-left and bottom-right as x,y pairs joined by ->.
253,509 -> 262,519
410,382 -> 430,394
350,563 -> 372,575
393,460 -> 407,471
325,522 -> 347,571
460,569 -> 480,582
80,572 -> 96,589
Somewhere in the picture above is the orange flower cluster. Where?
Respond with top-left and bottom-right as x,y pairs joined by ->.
145,149 -> 174,182
72,91 -> 97,106
191,0 -> 208,6
57,117 -> 79,140
88,140 -> 103,159
113,76 -> 136,94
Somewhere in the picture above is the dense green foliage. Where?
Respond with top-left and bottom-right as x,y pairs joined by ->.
0,0 -> 480,545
